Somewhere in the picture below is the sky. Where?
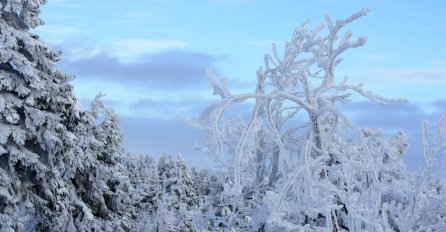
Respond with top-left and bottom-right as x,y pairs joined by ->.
34,0 -> 446,169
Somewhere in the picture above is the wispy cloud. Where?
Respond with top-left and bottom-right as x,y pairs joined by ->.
60,50 -> 219,89
115,12 -> 168,25
341,62 -> 446,103
57,39 -> 188,62
244,40 -> 282,47
35,25 -> 86,37
313,0 -> 359,4
368,66 -> 446,84
210,0 -> 257,4
55,41 -> 222,120
358,53 -> 398,62
47,0 -> 84,8
111,39 -> 188,61
340,101 -> 424,133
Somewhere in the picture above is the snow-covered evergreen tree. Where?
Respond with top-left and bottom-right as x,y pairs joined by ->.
157,155 -> 200,231
155,190 -> 177,232
0,2 -> 136,230
125,154 -> 159,215
172,157 -> 199,210
172,157 -> 199,231
122,153 -> 161,230
68,95 -> 135,231
0,0 -> 81,230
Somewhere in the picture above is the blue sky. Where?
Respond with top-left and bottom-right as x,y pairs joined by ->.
34,0 -> 445,169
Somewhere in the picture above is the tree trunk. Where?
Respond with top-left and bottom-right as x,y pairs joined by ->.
310,112 -> 322,152
311,112 -> 342,231
269,146 -> 280,187
255,141 -> 265,185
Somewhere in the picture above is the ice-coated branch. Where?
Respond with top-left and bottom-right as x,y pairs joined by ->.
330,7 -> 371,34
334,82 -> 408,104
189,8 -> 405,198
421,112 -> 446,171
422,121 -> 433,167
205,68 -> 231,99
272,139 -> 323,215
234,102 -> 263,193
179,7 -> 446,232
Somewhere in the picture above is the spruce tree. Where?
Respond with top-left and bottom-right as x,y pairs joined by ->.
123,154 -> 160,229
0,2 -> 132,231
0,0 -> 81,230
69,96 -> 134,231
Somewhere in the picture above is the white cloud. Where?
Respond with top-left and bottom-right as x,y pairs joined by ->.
343,62 -> 446,104
58,39 -> 188,62
111,39 -> 188,62
210,0 -> 257,4
361,65 -> 446,84
244,40 -> 282,47
35,25 -> 86,37
61,46 -> 103,61
46,0 -> 84,8
115,12 -> 167,25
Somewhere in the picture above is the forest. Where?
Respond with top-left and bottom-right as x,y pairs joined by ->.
0,1 -> 445,231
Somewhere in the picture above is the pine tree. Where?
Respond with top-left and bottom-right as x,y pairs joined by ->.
173,157 -> 199,209
123,153 -> 160,228
130,155 -> 160,231
69,95 -> 135,231
0,3 -> 134,229
156,191 -> 177,232
157,155 -> 200,231
0,1 -> 80,230
173,157 -> 199,231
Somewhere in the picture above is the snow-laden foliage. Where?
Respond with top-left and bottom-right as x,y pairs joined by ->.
121,154 -> 204,231
184,8 -> 446,231
0,0 -> 81,230
380,113 -> 446,231
1,2 -> 444,231
0,2 -> 133,231
66,96 -> 138,231
156,155 -> 200,231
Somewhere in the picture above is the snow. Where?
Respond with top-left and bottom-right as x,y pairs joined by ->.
0,2 -> 445,231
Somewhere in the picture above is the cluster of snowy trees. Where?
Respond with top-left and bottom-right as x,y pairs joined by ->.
0,1 -> 199,231
0,1 -> 444,231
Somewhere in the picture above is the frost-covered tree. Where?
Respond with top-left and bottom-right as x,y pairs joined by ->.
189,7 -> 406,194
155,190 -> 178,232
376,113 -> 446,231
0,0 -> 81,230
184,8 -> 445,231
68,95 -> 135,231
0,1 -> 138,230
125,154 -> 160,215
172,157 -> 199,209
157,155 -> 200,231
173,157 -> 199,231
122,153 -> 162,231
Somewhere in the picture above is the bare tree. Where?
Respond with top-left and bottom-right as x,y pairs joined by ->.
179,8 -> 445,231
184,8 -> 406,194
